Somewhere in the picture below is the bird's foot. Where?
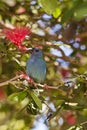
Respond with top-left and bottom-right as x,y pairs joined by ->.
43,84 -> 49,89
18,72 -> 34,83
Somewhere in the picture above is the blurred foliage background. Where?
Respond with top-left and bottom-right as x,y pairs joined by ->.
0,0 -> 87,130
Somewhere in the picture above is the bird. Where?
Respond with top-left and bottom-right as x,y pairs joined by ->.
26,47 -> 46,83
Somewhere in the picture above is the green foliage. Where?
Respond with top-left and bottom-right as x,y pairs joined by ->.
67,125 -> 83,130
0,0 -> 87,130
53,8 -> 61,18
38,0 -> 58,14
29,90 -> 42,110
74,2 -> 87,20
26,101 -> 40,115
8,91 -> 28,102
38,0 -> 87,22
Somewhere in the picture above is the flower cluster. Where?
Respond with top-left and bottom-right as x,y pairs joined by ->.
3,26 -> 31,51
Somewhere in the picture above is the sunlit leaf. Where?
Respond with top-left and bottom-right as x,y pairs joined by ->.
8,91 -> 28,102
38,0 -> 58,14
53,8 -> 61,18
74,4 -> 87,20
67,125 -> 83,130
29,91 -> 42,110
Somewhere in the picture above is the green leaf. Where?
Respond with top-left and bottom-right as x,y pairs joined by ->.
26,102 -> 39,115
0,61 -> 2,75
38,0 -> 58,14
8,91 -> 28,102
55,100 -> 64,106
0,1 -> 9,12
29,91 -> 42,110
74,4 -> 87,20
67,125 -> 83,130
61,8 -> 74,23
61,0 -> 83,23
53,8 -> 61,18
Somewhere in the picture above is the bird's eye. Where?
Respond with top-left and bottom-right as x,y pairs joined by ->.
35,49 -> 39,52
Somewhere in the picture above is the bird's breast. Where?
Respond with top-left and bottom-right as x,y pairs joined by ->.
26,57 -> 46,83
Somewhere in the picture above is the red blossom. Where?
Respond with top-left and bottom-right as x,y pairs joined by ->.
0,88 -> 6,100
64,111 -> 76,125
61,68 -> 69,78
3,26 -> 31,51
66,114 -> 76,125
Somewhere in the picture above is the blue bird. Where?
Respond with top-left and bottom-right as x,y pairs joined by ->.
26,47 -> 46,83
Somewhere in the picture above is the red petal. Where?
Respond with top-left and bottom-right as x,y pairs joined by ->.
3,27 -> 31,46
67,115 -> 76,125
18,45 -> 29,51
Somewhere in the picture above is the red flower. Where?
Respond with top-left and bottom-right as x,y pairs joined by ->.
66,114 -> 76,125
0,88 -> 6,100
63,111 -> 76,125
61,68 -> 69,78
3,26 -> 31,51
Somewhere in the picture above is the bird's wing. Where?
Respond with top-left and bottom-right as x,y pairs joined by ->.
26,58 -> 46,83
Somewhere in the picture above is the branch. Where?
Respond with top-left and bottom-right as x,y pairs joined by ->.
45,52 -> 78,65
77,32 -> 87,38
0,75 -> 20,87
80,120 -> 87,126
0,75 -> 66,94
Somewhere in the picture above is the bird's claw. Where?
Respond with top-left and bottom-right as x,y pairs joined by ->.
43,84 -> 49,89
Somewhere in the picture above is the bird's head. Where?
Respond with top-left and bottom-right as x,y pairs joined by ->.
29,47 -> 43,58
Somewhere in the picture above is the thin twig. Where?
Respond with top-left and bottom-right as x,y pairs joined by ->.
45,52 -> 78,64
77,32 -> 87,38
37,83 -> 59,89
0,75 -> 21,87
80,121 -> 87,126
11,82 -> 24,90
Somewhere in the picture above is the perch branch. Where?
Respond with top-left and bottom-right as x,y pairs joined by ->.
0,75 -> 66,92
